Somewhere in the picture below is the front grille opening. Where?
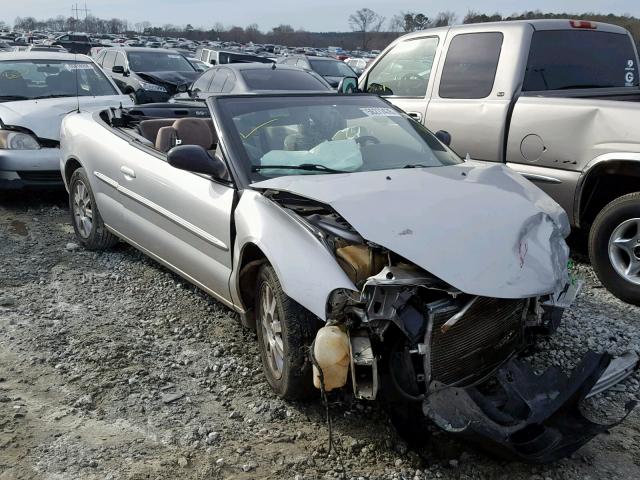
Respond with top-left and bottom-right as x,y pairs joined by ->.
17,171 -> 62,183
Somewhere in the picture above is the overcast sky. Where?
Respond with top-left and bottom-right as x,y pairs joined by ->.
3,0 -> 640,31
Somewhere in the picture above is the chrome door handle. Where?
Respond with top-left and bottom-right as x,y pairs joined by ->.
407,112 -> 422,122
120,166 -> 136,178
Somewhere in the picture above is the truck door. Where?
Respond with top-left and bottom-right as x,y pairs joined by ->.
424,31 -> 508,162
360,35 -> 443,123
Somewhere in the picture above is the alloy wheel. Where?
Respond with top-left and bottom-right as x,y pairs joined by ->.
259,282 -> 284,379
608,217 -> 640,285
72,180 -> 93,239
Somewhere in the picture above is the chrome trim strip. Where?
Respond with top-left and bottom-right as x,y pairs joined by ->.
520,173 -> 562,184
104,223 -> 241,313
94,170 -> 118,189
93,170 -> 229,251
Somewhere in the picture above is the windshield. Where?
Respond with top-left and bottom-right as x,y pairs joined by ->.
310,59 -> 355,77
0,59 -> 117,101
241,68 -> 329,90
127,51 -> 195,72
216,95 -> 461,183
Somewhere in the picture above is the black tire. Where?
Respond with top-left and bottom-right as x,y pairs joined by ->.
68,167 -> 118,251
255,264 -> 318,400
588,192 -> 640,306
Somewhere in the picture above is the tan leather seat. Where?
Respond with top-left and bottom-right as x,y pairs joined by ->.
173,118 -> 215,150
138,119 -> 176,144
155,126 -> 178,152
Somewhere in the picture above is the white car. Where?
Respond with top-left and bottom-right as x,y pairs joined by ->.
0,51 -> 131,189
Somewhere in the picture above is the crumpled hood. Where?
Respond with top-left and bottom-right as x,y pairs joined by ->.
253,162 -> 571,298
137,71 -> 200,88
0,95 -> 130,140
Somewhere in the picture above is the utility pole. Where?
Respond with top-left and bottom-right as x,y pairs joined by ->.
71,3 -> 90,32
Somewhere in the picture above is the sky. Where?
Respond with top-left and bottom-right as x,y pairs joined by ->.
3,0 -> 640,32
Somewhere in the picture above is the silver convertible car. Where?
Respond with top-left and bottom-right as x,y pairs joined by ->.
59,94 -> 636,462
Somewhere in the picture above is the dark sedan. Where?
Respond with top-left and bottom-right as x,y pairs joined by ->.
170,63 -> 332,104
95,47 -> 200,104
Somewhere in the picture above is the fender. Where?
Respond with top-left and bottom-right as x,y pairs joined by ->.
574,152 -> 640,228
231,189 -> 357,320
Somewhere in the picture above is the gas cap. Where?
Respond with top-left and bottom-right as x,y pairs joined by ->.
520,134 -> 545,162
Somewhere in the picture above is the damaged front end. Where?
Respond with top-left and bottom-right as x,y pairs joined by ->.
264,188 -> 638,463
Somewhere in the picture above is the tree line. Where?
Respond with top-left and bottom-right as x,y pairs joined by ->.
7,9 -> 640,50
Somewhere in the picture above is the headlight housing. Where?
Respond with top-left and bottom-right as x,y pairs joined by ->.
0,130 -> 41,150
138,80 -> 167,92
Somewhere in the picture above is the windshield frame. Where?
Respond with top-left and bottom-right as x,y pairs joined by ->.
0,58 -> 119,101
207,93 -> 461,189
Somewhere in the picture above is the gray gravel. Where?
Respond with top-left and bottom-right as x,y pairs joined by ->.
1,190 -> 639,480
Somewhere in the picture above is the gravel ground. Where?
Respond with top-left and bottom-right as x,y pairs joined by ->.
1,190 -> 639,480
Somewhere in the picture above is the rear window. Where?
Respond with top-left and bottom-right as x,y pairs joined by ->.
523,31 -> 639,91
241,68 -> 328,90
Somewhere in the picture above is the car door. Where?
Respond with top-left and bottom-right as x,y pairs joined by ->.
424,31 -> 508,162
115,142 -> 236,306
360,35 -> 443,123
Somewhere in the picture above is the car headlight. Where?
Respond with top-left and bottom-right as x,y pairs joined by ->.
0,130 -> 40,150
138,80 -> 167,92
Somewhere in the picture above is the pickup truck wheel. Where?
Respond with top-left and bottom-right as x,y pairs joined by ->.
255,264 -> 318,400
589,192 -> 640,306
69,168 -> 118,251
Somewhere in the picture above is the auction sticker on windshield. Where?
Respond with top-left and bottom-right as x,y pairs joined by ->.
64,63 -> 95,70
359,107 -> 401,117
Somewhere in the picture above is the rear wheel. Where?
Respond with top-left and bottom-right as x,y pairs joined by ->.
69,168 -> 118,251
255,264 -> 318,400
589,192 -> 640,306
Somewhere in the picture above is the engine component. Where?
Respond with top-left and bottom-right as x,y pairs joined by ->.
349,330 -> 378,400
336,244 -> 386,286
425,297 -> 527,386
313,325 -> 351,391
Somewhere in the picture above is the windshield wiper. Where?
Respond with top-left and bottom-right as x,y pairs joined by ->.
0,95 -> 30,101
403,164 -> 429,168
33,94 -> 77,99
252,163 -> 350,174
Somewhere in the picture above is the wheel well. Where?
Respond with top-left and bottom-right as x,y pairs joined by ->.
64,158 -> 82,186
237,243 -> 268,329
579,161 -> 640,229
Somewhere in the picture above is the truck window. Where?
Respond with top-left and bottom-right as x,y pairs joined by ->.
523,30 -> 639,91
439,32 -> 503,99
365,37 -> 439,97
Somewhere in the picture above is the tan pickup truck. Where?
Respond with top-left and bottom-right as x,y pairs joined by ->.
359,19 -> 640,305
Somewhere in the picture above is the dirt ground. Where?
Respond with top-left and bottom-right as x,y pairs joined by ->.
1,190 -> 639,480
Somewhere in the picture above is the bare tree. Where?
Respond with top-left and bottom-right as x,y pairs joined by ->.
432,11 -> 457,27
349,8 -> 385,49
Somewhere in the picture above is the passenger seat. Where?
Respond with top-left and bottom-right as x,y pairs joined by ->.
155,118 -> 218,153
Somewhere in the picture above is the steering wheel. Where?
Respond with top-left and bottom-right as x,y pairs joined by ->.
355,136 -> 380,146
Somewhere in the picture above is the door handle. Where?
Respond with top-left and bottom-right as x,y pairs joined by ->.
407,112 -> 423,122
120,166 -> 136,178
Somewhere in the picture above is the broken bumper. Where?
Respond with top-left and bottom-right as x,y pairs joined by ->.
423,351 -> 638,463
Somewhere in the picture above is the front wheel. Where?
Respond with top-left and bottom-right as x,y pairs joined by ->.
589,192 -> 640,306
255,265 -> 318,400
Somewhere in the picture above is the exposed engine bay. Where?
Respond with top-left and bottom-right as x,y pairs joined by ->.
264,188 -> 638,463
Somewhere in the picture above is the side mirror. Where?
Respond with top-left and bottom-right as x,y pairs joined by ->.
435,130 -> 452,147
112,65 -> 125,74
167,144 -> 228,179
337,76 -> 358,94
